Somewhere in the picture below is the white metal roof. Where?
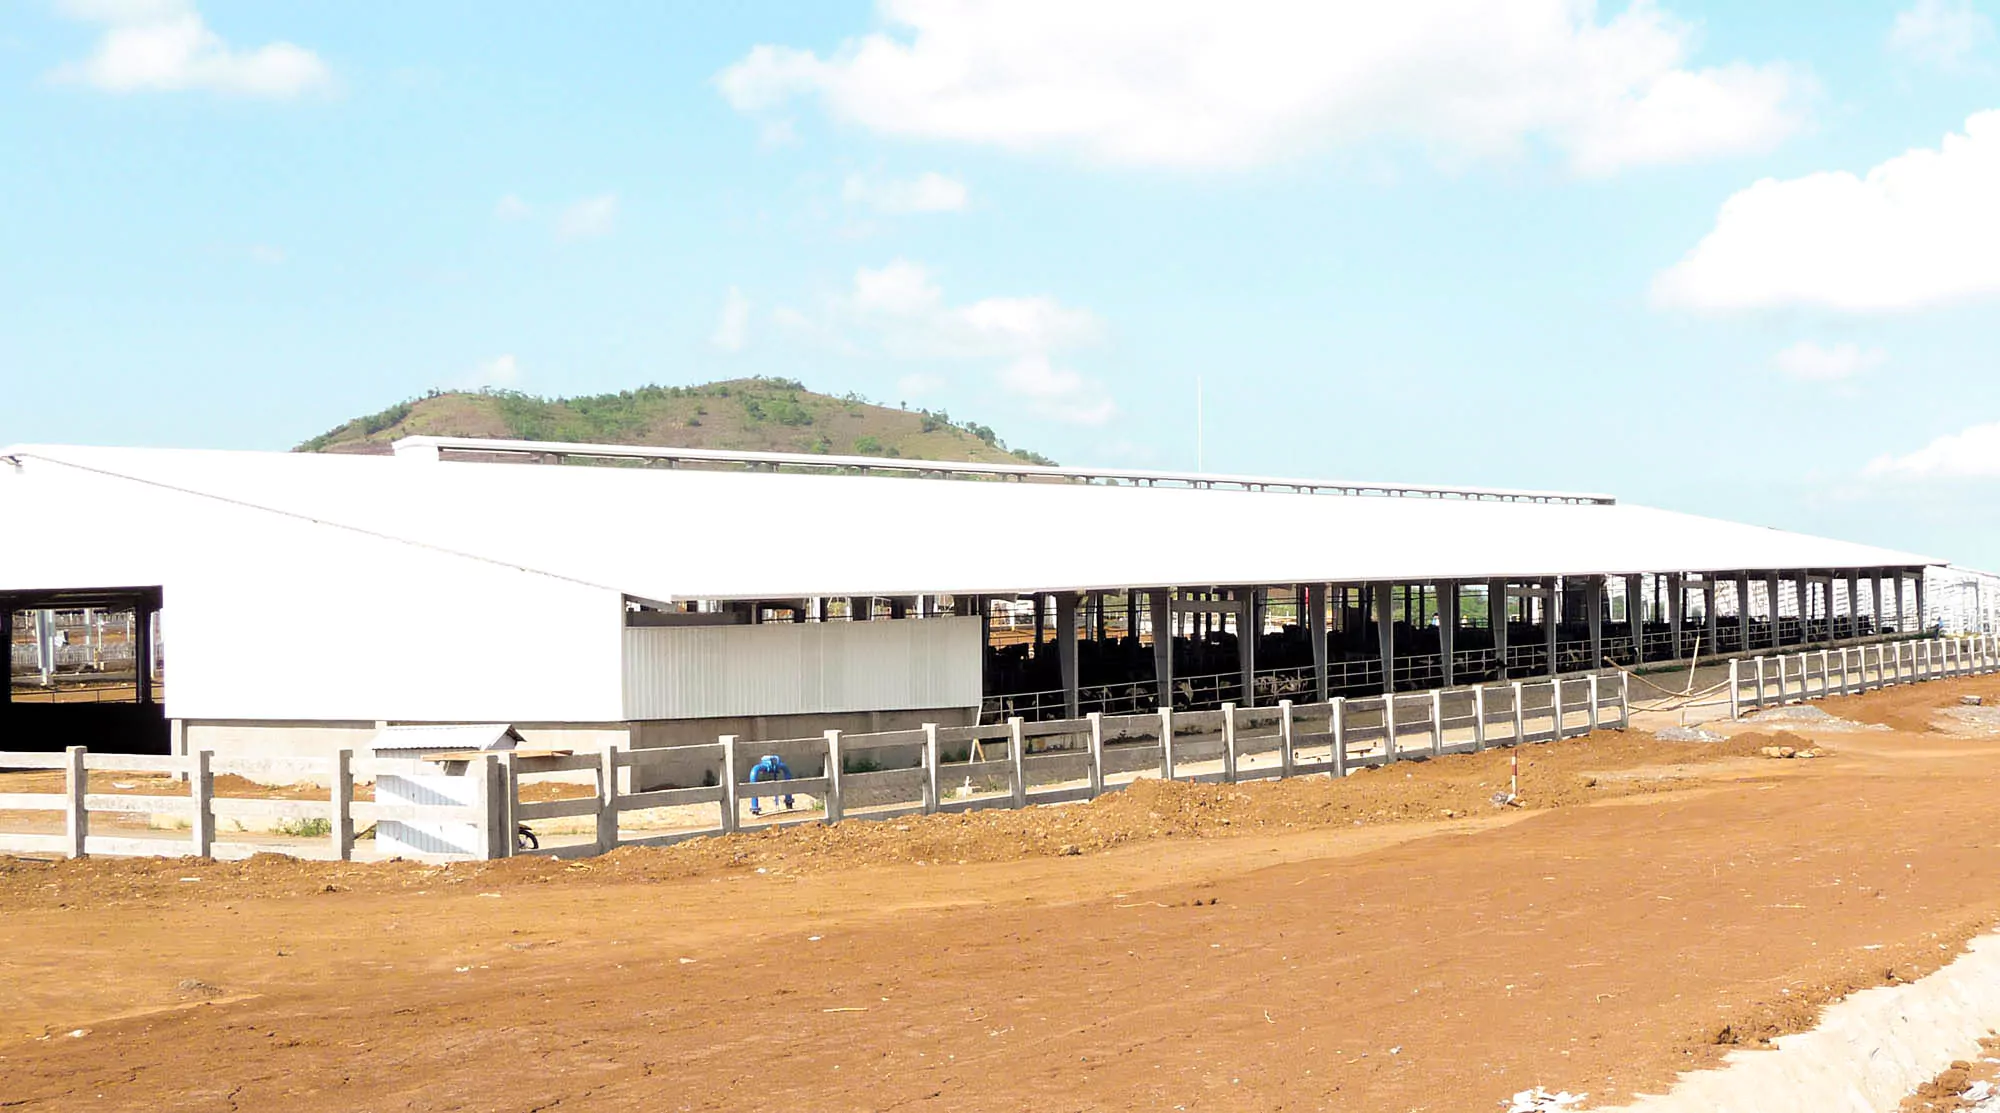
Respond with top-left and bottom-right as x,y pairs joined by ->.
369,724 -> 523,754
1,443 -> 1939,601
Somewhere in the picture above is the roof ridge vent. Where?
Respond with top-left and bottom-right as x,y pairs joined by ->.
390,435 -> 1617,505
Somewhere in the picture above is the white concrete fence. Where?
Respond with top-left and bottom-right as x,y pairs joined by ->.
1725,634 -> 1999,720
0,673 -> 1628,863
0,749 -> 407,862
12,639 -> 1989,865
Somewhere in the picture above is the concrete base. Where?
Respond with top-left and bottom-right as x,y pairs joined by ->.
627,706 -> 978,791
172,706 -> 977,789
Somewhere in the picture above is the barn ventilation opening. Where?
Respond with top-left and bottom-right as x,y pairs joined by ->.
1,586 -> 166,753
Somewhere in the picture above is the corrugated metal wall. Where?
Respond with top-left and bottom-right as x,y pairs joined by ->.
622,617 -> 982,720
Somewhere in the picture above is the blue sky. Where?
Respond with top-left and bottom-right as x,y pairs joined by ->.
5,1 -> 2000,565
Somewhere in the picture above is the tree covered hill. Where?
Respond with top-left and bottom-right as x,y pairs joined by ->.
296,377 -> 1056,465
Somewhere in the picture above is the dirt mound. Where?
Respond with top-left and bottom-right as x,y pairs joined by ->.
0,729 -> 1781,909
1726,730 -> 1830,760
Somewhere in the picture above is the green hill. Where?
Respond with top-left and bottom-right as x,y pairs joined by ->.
296,377 -> 1056,465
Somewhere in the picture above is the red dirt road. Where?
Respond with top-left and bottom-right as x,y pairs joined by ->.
7,678 -> 2000,1111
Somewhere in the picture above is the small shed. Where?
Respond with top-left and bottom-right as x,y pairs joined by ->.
370,725 -> 522,858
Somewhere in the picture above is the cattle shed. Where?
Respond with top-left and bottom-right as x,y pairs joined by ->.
0,438 -> 1938,771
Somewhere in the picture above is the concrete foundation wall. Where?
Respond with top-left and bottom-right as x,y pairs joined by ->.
174,708 -> 974,789
627,705 -> 978,791
179,721 -> 639,786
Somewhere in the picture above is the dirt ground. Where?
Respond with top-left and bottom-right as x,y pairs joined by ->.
8,677 -> 2000,1111
1900,1035 -> 2000,1112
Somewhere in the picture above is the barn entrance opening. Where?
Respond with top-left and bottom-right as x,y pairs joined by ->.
1,586 -> 167,754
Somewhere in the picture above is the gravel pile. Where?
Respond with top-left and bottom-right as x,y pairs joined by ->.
1655,726 -> 1726,743
1744,705 -> 1888,732
1747,705 -> 1834,722
1941,706 -> 2000,735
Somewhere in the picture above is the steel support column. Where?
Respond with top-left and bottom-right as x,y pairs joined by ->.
1626,574 -> 1643,663
1057,592 -> 1079,719
1766,572 -> 1782,647
1587,575 -> 1604,671
1239,587 -> 1259,707
1309,583 -> 1329,702
1439,580 -> 1458,687
135,596 -> 155,706
1736,571 -> 1750,651
1668,573 -> 1684,659
1489,578 -> 1510,680
1543,576 -> 1558,676
1795,571 -> 1811,642
1377,583 -> 1396,694
1705,577 -> 1719,655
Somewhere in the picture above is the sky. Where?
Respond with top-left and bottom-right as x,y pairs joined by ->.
4,1 -> 2000,566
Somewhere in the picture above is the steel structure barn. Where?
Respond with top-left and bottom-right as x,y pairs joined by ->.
0,439 -> 1939,766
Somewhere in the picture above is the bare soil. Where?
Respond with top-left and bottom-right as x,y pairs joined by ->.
6,677 -> 2000,1110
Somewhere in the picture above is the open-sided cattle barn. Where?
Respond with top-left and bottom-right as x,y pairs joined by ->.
0,437 -> 1939,763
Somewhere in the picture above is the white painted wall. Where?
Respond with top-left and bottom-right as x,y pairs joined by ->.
623,616 -> 982,719
2,449 -> 628,724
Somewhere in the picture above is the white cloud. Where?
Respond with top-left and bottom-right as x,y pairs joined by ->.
1772,340 -> 1885,382
711,287 -> 751,353
555,194 -> 618,242
848,259 -> 1102,359
852,258 -> 942,315
453,354 -> 523,391
1866,421 -> 2000,479
445,355 -> 525,391
53,0 -> 331,97
842,171 -> 969,213
247,243 -> 285,265
494,194 -> 532,221
718,0 -> 1809,176
781,259 -> 1117,421
1890,0 -> 1994,71
896,372 -> 945,397
1655,110 -> 2000,311
998,354 -> 1117,425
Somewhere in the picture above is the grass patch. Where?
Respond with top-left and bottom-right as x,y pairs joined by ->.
276,816 -> 333,838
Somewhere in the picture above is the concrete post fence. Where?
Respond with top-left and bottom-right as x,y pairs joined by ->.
9,636 -> 1991,867
1716,635 -> 1995,725
921,724 -> 941,815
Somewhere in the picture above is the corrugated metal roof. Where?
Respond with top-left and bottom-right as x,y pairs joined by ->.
2,444 -> 1940,599
369,724 -> 523,753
